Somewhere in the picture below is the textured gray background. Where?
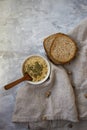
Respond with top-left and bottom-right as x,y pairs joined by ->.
0,0 -> 87,88
0,0 -> 87,130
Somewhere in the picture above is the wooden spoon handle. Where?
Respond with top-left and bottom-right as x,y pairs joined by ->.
4,76 -> 26,90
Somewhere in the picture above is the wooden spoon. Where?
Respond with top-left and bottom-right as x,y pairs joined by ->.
4,73 -> 32,90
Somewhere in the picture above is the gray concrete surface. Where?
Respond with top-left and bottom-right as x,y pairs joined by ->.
0,0 -> 87,130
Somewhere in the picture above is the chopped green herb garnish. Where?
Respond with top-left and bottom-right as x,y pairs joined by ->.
26,62 -> 43,78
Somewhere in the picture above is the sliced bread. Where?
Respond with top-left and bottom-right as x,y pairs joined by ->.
43,33 -> 60,64
50,33 -> 77,64
43,33 -> 58,56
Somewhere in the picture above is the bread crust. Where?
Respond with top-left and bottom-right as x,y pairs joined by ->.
43,33 -> 61,64
43,33 -> 58,56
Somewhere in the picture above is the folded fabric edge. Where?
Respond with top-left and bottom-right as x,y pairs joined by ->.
12,115 -> 79,123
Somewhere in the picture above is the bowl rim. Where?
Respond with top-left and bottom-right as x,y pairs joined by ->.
22,54 -> 51,85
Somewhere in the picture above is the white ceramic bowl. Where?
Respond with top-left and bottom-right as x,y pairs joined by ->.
22,55 -> 50,85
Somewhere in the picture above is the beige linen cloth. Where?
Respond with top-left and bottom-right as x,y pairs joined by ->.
64,18 -> 87,119
12,19 -> 87,129
13,62 -> 78,129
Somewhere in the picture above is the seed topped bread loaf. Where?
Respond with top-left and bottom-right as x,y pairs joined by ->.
43,33 -> 77,64
50,33 -> 77,64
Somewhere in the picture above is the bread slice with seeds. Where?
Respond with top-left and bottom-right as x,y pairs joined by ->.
43,33 -> 60,64
50,33 -> 77,64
